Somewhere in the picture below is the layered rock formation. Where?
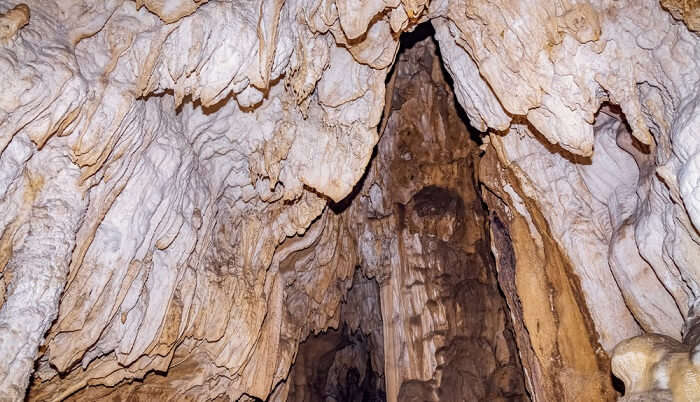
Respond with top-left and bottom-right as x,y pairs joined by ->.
0,0 -> 699,400
288,33 -> 528,401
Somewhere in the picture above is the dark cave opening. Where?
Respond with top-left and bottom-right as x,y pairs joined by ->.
288,325 -> 385,402
286,23 -> 528,402
285,272 -> 386,402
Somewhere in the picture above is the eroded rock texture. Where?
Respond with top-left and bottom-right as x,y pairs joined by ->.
271,31 -> 527,402
1,0 -> 700,400
285,272 -> 386,402
293,32 -> 528,401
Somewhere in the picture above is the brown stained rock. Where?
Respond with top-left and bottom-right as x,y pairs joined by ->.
661,0 -> 700,31
286,297 -> 386,402
285,30 -> 527,402
2,0 -> 700,399
480,147 -> 617,402
0,3 -> 28,43
135,0 -> 207,24
350,33 -> 527,402
558,3 -> 601,44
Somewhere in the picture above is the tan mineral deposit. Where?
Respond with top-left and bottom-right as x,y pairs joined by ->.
0,0 -> 699,401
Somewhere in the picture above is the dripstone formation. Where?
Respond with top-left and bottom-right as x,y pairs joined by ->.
0,0 -> 699,401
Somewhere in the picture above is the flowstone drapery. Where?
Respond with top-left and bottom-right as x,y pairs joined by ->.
1,0 -> 699,400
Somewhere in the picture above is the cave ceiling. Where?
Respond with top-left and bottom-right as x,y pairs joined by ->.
1,0 -> 700,400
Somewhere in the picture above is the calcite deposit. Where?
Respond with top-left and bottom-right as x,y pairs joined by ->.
1,0 -> 700,401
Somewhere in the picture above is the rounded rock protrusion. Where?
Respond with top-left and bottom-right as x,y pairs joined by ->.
0,4 -> 29,43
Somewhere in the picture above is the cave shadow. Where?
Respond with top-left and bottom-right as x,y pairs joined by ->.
329,22 -> 485,214
611,373 -> 625,396
328,146 -> 377,215
171,74 -> 285,117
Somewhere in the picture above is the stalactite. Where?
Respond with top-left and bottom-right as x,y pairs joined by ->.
0,0 -> 699,400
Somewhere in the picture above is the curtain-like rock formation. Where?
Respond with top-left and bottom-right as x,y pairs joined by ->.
349,34 -> 527,401
285,32 -> 528,401
1,0 -> 699,400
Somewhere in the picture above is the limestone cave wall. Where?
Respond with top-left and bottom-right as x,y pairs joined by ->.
283,33 -> 528,401
1,0 -> 699,401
